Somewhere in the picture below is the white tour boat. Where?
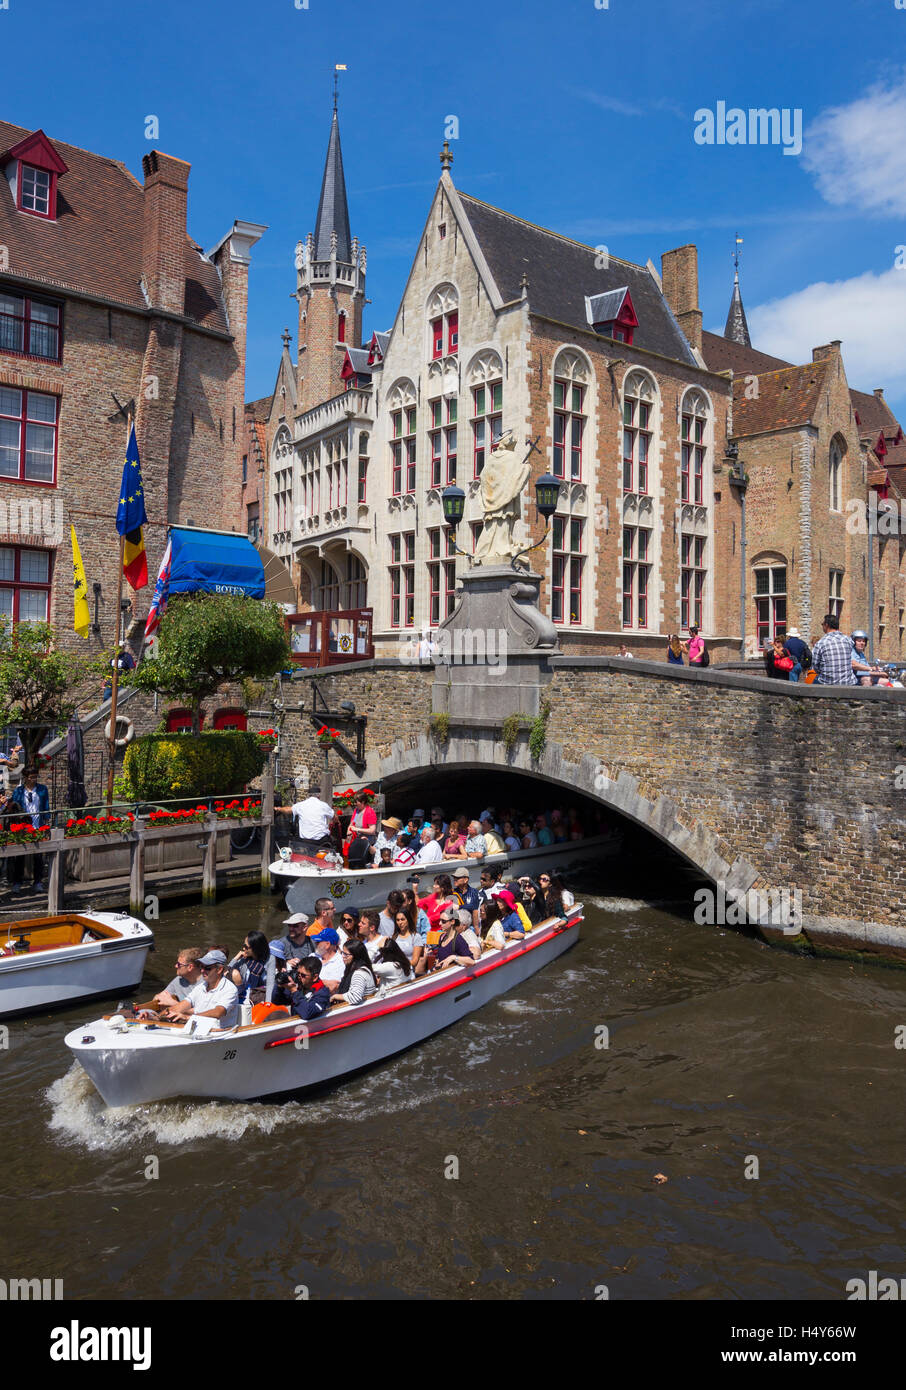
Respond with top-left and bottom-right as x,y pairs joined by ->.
271,832 -> 618,915
0,911 -> 154,1019
64,905 -> 583,1107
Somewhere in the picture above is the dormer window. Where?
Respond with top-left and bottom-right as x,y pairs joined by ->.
585,287 -> 638,346
21,165 -> 51,215
3,130 -> 68,222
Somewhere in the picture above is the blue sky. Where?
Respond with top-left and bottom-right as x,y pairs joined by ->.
4,0 -> 905,416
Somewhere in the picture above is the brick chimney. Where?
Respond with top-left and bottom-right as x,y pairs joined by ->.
812,340 -> 842,363
661,244 -> 702,352
209,221 -> 267,532
141,151 -> 191,314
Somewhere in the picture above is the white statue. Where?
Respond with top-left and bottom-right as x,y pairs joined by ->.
473,430 -> 531,566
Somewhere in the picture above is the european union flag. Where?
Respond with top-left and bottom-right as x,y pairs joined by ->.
116,424 -> 148,589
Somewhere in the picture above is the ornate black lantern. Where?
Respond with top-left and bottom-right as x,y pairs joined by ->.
441,484 -> 466,528
534,473 -> 561,520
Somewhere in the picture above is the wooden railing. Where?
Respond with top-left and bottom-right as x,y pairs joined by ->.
2,771 -> 274,916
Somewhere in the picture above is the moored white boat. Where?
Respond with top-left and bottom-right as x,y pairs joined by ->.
271,832 -> 618,915
0,911 -> 154,1019
64,905 -> 583,1107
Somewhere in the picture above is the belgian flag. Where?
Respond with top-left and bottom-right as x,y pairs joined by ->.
115,425 -> 148,590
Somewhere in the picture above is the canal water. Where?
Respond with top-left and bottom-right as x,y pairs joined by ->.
2,876 -> 905,1301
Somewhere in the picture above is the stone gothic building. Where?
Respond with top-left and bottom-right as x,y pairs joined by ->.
255,109 -> 904,663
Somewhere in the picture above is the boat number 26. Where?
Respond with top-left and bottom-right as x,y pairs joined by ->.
222,1049 -> 237,1060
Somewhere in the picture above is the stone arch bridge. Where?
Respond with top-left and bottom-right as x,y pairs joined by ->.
277,657 -> 906,964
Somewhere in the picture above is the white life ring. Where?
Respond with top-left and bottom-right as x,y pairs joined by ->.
104,715 -> 135,748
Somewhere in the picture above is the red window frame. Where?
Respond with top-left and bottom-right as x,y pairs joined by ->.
0,291 -> 62,363
622,393 -> 650,495
472,382 -> 502,476
337,312 -> 346,344
391,407 -> 416,496
754,566 -> 787,648
428,398 -> 457,487
428,528 -> 457,625
551,515 -> 584,625
682,411 -> 706,505
622,525 -> 651,629
18,163 -> 56,220
389,532 -> 415,628
447,312 -> 458,355
681,535 -> 706,631
431,318 -> 444,360
0,387 -> 59,487
0,544 -> 52,625
553,379 -> 584,481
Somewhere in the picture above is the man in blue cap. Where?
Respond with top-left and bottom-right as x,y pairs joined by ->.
312,927 -> 345,993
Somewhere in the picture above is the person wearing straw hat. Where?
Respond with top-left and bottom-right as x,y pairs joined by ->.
373,816 -> 402,861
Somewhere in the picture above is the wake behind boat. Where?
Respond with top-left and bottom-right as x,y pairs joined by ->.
0,912 -> 154,1019
272,833 -> 618,915
64,904 -> 583,1106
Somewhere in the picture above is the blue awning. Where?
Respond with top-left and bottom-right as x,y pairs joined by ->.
168,528 -> 266,599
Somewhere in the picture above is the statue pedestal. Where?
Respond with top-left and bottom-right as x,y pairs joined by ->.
431,564 -> 559,722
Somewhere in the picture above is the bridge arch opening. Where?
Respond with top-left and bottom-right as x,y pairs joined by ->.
374,763 -> 711,907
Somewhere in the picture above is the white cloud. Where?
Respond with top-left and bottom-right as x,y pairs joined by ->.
743,267 -> 906,402
804,77 -> 906,217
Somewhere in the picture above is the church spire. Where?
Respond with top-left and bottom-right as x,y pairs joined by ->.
313,105 -> 352,263
724,235 -> 751,347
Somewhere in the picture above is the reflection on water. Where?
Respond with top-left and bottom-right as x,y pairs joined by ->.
1,875 -> 904,1300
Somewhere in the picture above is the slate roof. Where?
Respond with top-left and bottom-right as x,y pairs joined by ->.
732,362 -> 829,436
586,287 -> 630,325
724,273 -> 751,347
0,120 -> 229,333
344,347 -> 372,375
313,110 -> 352,263
456,191 -> 699,367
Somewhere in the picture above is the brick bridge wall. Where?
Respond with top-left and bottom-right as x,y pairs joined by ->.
273,658 -> 906,961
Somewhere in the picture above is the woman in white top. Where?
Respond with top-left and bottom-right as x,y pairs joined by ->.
548,871 -> 575,910
479,899 -> 507,951
373,936 -> 413,988
333,940 -> 377,1006
391,908 -> 424,974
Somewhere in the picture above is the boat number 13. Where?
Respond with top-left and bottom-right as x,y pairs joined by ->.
222,1049 -> 237,1060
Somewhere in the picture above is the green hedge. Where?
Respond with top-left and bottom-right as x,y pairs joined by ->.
121,731 -> 267,801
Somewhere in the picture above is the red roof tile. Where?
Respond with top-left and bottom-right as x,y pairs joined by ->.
0,119 -> 228,333
732,361 -> 829,436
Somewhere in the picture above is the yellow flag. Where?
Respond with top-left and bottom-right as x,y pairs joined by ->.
71,524 -> 91,638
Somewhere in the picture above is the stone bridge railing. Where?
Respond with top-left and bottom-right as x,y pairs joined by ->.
273,658 -> 906,964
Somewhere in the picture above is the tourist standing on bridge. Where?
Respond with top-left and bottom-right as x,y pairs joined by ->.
666,634 -> 684,665
684,625 -> 707,668
812,614 -> 857,685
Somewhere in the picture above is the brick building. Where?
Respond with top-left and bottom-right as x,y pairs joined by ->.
0,121 -> 265,655
697,262 -> 906,659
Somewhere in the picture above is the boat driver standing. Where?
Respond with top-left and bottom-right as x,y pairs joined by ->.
275,791 -> 340,854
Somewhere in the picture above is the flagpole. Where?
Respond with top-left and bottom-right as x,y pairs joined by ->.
106,412 -> 132,809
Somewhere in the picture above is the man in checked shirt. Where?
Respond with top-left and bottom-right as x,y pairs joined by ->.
812,613 -> 858,686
